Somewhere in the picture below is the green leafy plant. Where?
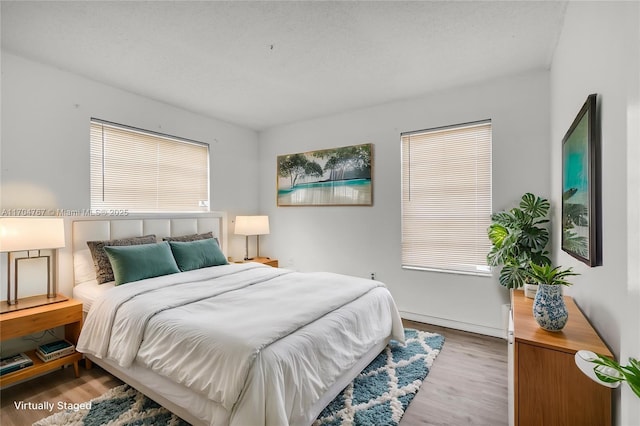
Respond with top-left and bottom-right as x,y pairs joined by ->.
487,193 -> 552,288
591,355 -> 640,398
524,262 -> 579,286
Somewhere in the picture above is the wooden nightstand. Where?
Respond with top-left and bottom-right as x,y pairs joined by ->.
253,257 -> 278,267
0,299 -> 84,388
235,257 -> 278,267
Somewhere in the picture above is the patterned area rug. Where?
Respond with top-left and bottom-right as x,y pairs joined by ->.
35,329 -> 444,426
314,329 -> 444,425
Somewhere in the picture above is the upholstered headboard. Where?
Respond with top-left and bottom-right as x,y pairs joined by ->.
57,212 -> 227,296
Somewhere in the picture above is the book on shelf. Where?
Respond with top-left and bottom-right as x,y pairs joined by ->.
0,352 -> 33,376
37,340 -> 74,354
1,352 -> 33,368
36,340 -> 76,362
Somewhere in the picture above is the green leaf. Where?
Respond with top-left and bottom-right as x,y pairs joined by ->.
525,262 -> 579,286
622,358 -> 640,398
520,193 -> 550,218
594,369 -> 624,383
498,263 -> 529,289
592,356 -> 640,398
520,227 -> 549,251
491,211 -> 518,227
488,224 -> 508,246
487,226 -> 520,266
530,251 -> 551,266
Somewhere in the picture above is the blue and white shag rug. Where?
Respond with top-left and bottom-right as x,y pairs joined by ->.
35,329 -> 444,426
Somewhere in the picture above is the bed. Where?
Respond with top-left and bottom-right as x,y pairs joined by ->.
71,213 -> 404,426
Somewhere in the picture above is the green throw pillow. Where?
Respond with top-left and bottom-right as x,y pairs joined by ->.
169,238 -> 228,272
104,242 -> 180,285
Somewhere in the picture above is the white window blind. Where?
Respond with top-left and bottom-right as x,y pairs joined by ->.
90,119 -> 210,212
401,120 -> 492,275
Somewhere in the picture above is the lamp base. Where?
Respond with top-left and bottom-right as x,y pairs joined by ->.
0,294 -> 68,314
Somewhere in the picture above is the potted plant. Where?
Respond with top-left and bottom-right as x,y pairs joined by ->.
487,193 -> 552,297
589,355 -> 640,398
525,262 -> 579,331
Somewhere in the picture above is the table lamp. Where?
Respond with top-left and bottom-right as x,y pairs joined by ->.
235,215 -> 270,260
0,217 -> 66,313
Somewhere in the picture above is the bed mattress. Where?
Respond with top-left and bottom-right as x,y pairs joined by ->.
72,279 -> 114,312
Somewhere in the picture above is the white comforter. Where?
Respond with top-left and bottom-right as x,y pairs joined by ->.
77,263 -> 404,426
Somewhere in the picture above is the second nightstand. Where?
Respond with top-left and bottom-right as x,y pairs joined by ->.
235,257 -> 278,267
253,257 -> 278,267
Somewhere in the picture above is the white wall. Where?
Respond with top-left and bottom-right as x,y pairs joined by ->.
550,2 -> 640,424
259,70 -> 551,337
0,52 -> 260,298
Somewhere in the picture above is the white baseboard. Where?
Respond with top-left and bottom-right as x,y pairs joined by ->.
400,310 -> 506,339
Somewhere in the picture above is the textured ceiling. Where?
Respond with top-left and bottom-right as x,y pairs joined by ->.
1,1 -> 567,131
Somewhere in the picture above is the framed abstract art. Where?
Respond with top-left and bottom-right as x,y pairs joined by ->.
561,94 -> 601,266
277,143 -> 373,206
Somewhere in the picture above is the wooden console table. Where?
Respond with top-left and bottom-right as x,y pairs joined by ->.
511,290 -> 613,426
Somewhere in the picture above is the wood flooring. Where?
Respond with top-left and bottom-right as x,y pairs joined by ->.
400,320 -> 508,426
0,320 -> 508,426
0,364 -> 122,425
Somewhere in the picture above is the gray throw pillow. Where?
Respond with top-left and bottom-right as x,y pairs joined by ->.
87,234 -> 157,284
163,231 -> 215,242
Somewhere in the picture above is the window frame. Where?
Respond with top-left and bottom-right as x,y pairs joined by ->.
401,119 -> 493,276
90,118 -> 210,213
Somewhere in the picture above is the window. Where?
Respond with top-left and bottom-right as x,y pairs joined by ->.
401,120 -> 492,275
90,119 -> 209,212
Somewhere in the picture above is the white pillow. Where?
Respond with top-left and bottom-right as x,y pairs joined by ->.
74,249 -> 96,284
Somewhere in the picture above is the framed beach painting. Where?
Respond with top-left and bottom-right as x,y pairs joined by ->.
561,94 -> 601,266
277,143 -> 373,206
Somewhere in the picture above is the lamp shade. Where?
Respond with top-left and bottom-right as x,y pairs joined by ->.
0,217 -> 66,252
235,215 -> 270,236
